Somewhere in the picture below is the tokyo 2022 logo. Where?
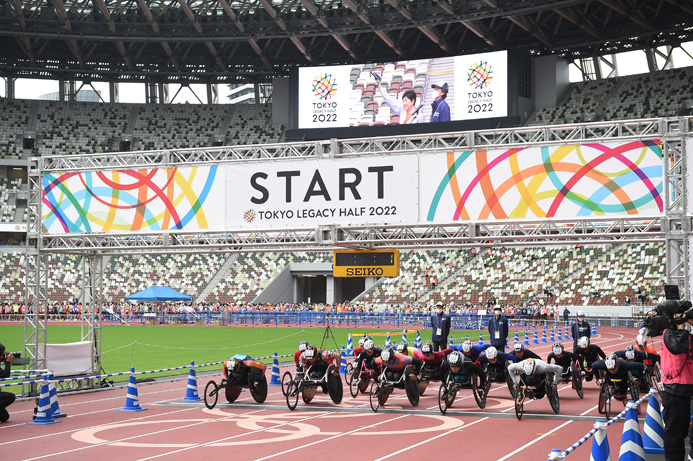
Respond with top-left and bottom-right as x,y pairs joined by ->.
312,73 -> 338,100
467,61 -> 493,90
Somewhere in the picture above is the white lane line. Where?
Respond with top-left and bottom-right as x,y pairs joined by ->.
497,420 -> 573,461
254,413 -> 412,461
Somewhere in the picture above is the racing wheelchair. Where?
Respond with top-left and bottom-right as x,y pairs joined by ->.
597,372 -> 640,419
204,372 -> 268,409
369,365 -> 419,412
438,370 -> 487,414
281,368 -> 305,397
555,360 -> 584,399
417,364 -> 443,396
483,363 -> 516,398
285,363 -> 343,410
346,360 -> 373,398
514,374 -> 560,420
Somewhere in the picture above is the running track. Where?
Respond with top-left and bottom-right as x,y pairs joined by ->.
0,327 -> 668,461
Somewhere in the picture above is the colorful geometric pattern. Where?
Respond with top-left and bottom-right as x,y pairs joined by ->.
467,60 -> 493,89
42,166 -> 219,233
312,73 -> 338,100
426,141 -> 663,221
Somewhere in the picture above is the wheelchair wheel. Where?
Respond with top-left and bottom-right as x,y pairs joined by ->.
571,362 -> 583,399
438,384 -> 449,415
628,372 -> 640,415
349,377 -> 361,398
281,371 -> 293,397
327,367 -> 344,404
225,385 -> 242,404
404,366 -> 420,407
598,380 -> 612,418
546,380 -> 560,414
514,387 -> 525,421
344,362 -> 353,385
472,374 -> 487,409
204,380 -> 219,410
250,377 -> 268,404
358,377 -> 370,395
286,381 -> 299,411
369,382 -> 381,412
506,368 -> 516,398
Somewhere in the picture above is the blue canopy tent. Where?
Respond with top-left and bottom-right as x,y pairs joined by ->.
124,286 -> 192,301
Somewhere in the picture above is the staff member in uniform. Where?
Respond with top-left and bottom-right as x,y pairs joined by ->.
488,306 -> 509,350
570,310 -> 591,351
430,302 -> 451,352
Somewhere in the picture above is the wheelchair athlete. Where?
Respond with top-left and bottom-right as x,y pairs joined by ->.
354,339 -> 383,377
452,340 -> 491,365
508,358 -> 563,399
223,354 -> 267,388
293,341 -> 310,372
509,342 -> 541,362
299,346 -> 341,393
547,342 -> 581,376
574,336 -> 606,381
414,343 -> 453,380
353,337 -> 366,358
478,346 -> 513,382
374,347 -> 423,382
440,351 -> 487,389
591,353 -> 645,399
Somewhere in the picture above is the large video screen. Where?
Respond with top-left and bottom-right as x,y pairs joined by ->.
297,51 -> 507,129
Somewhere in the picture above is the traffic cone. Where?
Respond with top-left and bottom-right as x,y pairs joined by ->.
27,376 -> 60,425
478,333 -> 483,345
533,331 -> 539,344
180,361 -> 202,401
618,401 -> 645,460
465,334 -> 469,342
548,448 -> 564,460
612,319 -> 616,328
346,334 -> 353,355
590,420 -> 611,461
598,319 -> 602,327
541,331 -> 547,343
402,330 -> 408,344
414,331 -> 422,349
524,331 -> 530,346
514,331 -> 519,344
448,337 -> 453,347
269,352 -> 281,385
642,393 -> 665,454
550,329 -> 555,342
339,348 -> 347,374
557,328 -> 563,341
119,367 -> 147,412
385,335 -> 391,347
48,375 -> 67,418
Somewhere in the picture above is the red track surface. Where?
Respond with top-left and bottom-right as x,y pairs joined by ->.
0,327 -> 666,461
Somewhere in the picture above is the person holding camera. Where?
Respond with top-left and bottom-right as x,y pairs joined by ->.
0,343 -> 16,422
657,299 -> 693,461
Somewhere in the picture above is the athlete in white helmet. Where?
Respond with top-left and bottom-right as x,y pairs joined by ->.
508,357 -> 563,398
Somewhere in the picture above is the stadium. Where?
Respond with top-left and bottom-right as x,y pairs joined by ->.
0,0 -> 693,459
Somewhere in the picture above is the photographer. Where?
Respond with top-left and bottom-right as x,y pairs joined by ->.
0,343 -> 16,422
656,299 -> 693,461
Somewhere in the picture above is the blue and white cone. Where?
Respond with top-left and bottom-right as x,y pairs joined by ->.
533,331 -> 539,344
449,337 -> 454,347
478,333 -> 483,345
550,329 -> 555,342
598,319 -> 602,327
642,392 -> 665,454
590,420 -> 611,461
119,367 -> 147,412
27,376 -> 60,425
524,331 -> 530,346
465,334 -> 469,342
385,335 -> 391,347
48,375 -> 67,417
548,448 -> 564,460
339,348 -> 347,374
618,401 -> 646,461
541,331 -> 547,343
402,331 -> 408,344
181,361 -> 202,401
346,334 -> 353,355
269,352 -> 281,385
557,328 -> 563,341
514,331 -> 519,344
414,331 -> 422,349
612,319 -> 616,328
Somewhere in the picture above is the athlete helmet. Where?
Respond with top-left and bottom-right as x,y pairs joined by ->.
485,346 -> 498,360
397,343 -> 408,354
381,347 -> 396,364
364,339 -> 374,351
552,343 -> 564,355
448,351 -> 462,367
462,340 -> 473,353
304,348 -> 316,360
513,342 -> 524,353
604,353 -> 618,369
298,341 -> 309,352
421,343 -> 433,354
578,336 -> 590,349
522,358 -> 537,376
227,357 -> 240,372
625,345 -> 636,360
358,337 -> 366,347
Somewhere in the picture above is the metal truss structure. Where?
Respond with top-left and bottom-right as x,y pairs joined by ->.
24,117 -> 692,381
2,1 -> 693,83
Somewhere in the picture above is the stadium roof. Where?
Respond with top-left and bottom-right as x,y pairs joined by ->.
1,0 -> 692,83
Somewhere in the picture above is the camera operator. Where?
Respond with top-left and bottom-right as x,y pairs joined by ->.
0,343 -> 16,422
657,299 -> 693,461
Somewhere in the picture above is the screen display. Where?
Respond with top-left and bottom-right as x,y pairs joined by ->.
297,51 -> 507,129
334,251 -> 396,267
